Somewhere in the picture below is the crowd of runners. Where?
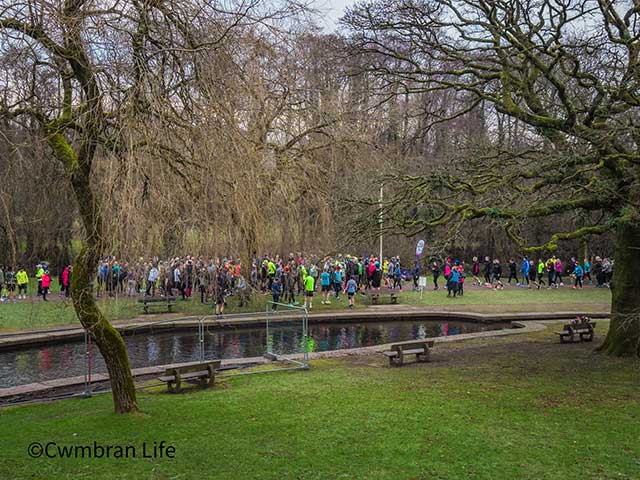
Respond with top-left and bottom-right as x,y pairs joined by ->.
0,253 -> 614,310
435,255 -> 614,298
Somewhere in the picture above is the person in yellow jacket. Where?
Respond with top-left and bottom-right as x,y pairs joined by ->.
35,264 -> 44,296
16,267 -> 29,299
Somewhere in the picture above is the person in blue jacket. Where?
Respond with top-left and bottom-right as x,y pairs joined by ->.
583,258 -> 592,284
573,262 -> 584,289
520,256 -> 530,287
447,265 -> 459,298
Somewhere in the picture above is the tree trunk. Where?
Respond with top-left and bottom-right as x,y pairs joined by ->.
72,247 -> 139,413
69,173 -> 138,413
49,131 -> 138,413
599,221 -> 640,356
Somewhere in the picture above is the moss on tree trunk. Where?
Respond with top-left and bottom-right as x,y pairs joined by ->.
49,131 -> 138,413
72,247 -> 138,413
599,221 -> 640,357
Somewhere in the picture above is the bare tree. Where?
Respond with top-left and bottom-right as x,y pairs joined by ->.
0,0 -> 300,412
344,0 -> 640,355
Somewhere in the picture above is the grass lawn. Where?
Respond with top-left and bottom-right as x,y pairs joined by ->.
0,283 -> 612,331
1,322 -> 638,479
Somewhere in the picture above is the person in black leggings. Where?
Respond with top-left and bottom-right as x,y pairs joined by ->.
432,261 -> 440,290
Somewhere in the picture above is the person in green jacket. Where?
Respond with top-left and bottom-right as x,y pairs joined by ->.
35,264 -> 44,296
267,260 -> 276,290
16,267 -> 29,299
303,273 -> 315,310
536,260 -> 546,289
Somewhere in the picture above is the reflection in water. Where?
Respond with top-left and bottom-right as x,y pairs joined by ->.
0,320 -> 509,388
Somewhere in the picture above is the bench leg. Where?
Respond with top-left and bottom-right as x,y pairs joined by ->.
392,354 -> 403,367
167,381 -> 175,393
174,375 -> 182,393
560,333 -> 574,343
417,348 -> 430,362
580,332 -> 594,342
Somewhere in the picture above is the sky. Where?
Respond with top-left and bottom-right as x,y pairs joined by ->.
317,0 -> 356,31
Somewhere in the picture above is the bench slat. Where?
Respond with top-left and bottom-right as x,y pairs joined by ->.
159,371 -> 209,380
399,348 -> 427,355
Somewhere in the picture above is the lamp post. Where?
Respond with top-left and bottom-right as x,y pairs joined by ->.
378,184 -> 383,260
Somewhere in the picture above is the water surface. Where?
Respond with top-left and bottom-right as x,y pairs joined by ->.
0,319 -> 509,387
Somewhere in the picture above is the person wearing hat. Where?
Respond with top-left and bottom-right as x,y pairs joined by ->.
471,256 -> 481,285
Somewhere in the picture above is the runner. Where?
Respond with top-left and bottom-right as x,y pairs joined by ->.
520,256 -> 530,287
483,256 -> 492,285
573,261 -> 584,289
554,258 -> 564,286
16,266 -> 28,299
4,267 -> 16,303
41,269 -> 51,301
507,259 -> 519,284
215,267 -> 227,317
536,259 -> 546,288
62,265 -> 71,298
546,258 -> 556,288
344,276 -> 358,309
271,276 -> 283,310
492,259 -> 504,290
471,257 -> 481,285
146,264 -> 159,296
447,264 -> 459,298
432,260 -> 440,290
393,260 -> 402,290
320,268 -> 331,304
457,262 -> 465,296
583,258 -> 592,284
333,265 -> 343,300
303,270 -> 315,309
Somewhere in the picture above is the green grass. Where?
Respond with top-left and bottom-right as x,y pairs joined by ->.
0,283 -> 612,331
1,323 -> 638,479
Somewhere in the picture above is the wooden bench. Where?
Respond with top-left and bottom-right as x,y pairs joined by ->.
383,339 -> 435,366
368,288 -> 401,305
139,296 -> 177,314
556,322 -> 596,343
158,360 -> 222,393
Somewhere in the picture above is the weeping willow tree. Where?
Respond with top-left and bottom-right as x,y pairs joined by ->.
0,0 -> 298,412
345,0 -> 640,356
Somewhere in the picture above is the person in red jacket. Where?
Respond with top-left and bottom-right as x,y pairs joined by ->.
62,265 -> 71,298
41,270 -> 51,301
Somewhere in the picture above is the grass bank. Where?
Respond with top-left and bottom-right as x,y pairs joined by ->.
0,285 -> 612,331
1,322 -> 638,479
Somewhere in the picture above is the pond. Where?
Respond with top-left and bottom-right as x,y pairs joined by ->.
0,319 -> 511,388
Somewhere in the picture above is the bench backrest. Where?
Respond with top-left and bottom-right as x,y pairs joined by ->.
370,288 -> 398,295
145,297 -> 177,303
563,322 -> 596,331
164,360 -> 221,376
392,340 -> 434,352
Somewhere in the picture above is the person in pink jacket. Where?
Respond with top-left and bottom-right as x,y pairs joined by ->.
61,265 -> 71,298
554,259 -> 564,286
41,270 -> 51,301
